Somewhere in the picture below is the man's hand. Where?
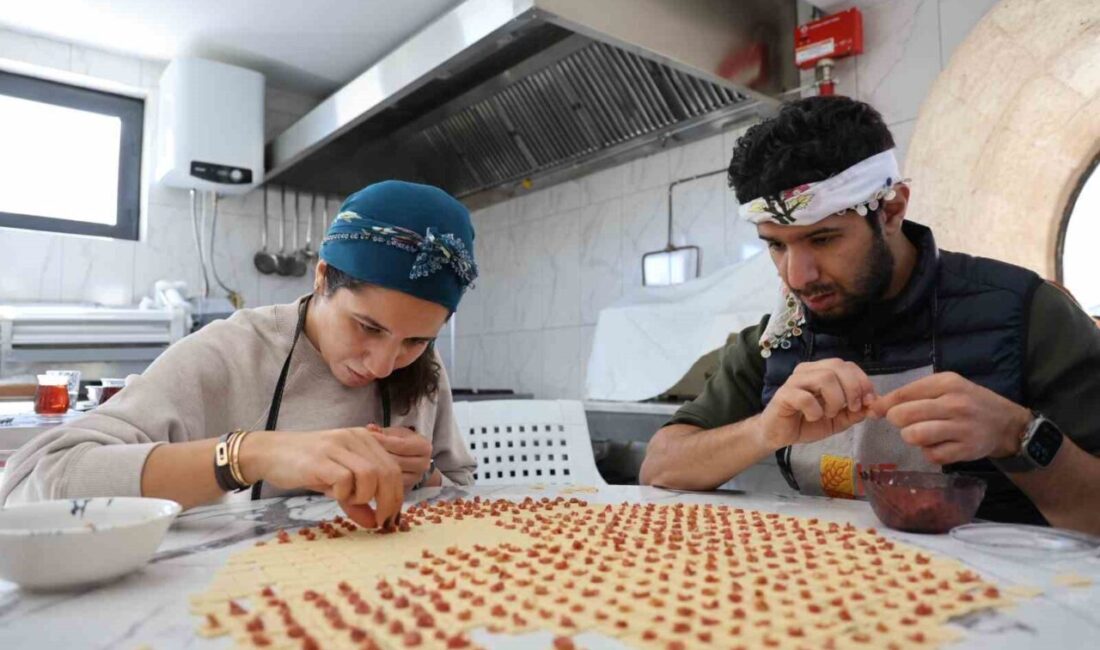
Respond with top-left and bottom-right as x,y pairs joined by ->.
871,372 -> 1032,465
367,424 -> 432,491
759,359 -> 878,450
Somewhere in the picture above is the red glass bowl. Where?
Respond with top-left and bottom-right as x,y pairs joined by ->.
864,470 -> 986,534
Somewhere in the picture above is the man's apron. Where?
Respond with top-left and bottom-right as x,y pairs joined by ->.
788,365 -> 940,498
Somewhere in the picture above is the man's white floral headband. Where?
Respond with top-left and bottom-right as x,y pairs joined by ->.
739,149 -> 905,227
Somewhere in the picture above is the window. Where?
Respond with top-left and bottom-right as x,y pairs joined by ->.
642,247 -> 700,287
1057,153 -> 1100,317
0,71 -> 143,240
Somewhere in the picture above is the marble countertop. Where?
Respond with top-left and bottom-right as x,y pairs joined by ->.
1,485 -> 1098,649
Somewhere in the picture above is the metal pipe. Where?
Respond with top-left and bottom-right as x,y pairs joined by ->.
208,192 -> 239,302
189,189 -> 211,298
666,167 -> 727,256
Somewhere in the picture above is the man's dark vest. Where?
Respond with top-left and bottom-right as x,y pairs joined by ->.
761,222 -> 1046,524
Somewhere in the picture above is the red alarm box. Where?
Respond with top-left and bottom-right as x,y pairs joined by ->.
795,8 -> 864,70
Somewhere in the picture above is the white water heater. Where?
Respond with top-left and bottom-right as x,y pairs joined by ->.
155,58 -> 264,195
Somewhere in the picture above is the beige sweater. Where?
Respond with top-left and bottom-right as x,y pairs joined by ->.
0,299 -> 476,505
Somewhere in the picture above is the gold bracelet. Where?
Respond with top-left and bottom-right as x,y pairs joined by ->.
228,430 -> 248,487
225,430 -> 243,487
228,429 -> 253,488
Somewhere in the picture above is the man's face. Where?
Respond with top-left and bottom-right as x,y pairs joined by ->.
310,272 -> 450,388
758,212 -> 894,322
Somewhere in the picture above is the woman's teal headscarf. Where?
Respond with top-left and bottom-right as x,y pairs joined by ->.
320,181 -> 478,312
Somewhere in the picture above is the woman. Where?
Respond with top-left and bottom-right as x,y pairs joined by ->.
0,181 -> 478,529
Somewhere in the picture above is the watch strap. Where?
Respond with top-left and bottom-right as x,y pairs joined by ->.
993,448 -> 1037,473
214,430 -> 249,491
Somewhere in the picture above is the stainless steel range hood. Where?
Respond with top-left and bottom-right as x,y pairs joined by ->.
265,0 -> 803,207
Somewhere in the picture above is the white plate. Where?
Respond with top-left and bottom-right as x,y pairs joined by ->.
950,523 -> 1100,560
0,497 -> 181,590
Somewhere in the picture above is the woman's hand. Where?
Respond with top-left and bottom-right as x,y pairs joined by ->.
239,427 -> 404,528
367,424 -> 433,491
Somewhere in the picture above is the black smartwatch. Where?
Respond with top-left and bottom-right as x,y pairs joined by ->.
995,411 -> 1064,473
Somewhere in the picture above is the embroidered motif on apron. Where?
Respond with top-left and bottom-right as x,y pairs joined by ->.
788,363 -> 940,499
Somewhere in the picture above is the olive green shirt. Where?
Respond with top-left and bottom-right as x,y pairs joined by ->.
670,282 -> 1100,455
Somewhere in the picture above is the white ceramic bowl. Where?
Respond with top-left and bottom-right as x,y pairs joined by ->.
0,497 -> 181,590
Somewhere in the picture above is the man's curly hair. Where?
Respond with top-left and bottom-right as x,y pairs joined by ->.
727,96 -> 895,205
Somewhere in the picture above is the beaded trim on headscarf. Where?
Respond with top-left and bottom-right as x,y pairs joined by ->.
759,289 -> 805,359
325,211 -> 478,288
850,181 -> 904,217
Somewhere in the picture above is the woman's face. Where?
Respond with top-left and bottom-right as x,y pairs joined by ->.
308,263 -> 450,388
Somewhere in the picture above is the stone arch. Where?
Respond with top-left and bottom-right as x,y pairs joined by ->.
905,0 -> 1100,278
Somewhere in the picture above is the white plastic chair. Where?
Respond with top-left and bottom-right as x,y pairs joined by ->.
451,399 -> 605,486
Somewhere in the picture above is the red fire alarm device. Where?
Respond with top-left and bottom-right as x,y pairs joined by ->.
795,8 -> 864,70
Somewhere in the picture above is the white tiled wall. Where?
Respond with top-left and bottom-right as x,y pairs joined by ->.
454,127 -> 757,399
453,0 -> 1004,398
0,28 -> 322,309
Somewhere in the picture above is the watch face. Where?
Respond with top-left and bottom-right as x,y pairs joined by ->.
1026,420 -> 1063,467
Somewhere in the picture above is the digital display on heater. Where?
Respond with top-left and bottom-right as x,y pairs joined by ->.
190,161 -> 252,184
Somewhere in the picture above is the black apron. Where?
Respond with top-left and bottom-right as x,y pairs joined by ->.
250,296 -> 390,500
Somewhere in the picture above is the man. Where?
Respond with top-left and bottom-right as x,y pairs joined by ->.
640,96 -> 1100,534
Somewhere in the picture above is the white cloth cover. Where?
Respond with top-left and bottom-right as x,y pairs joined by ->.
585,252 -> 780,401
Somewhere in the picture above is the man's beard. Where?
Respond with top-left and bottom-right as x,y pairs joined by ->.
795,228 -> 895,324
